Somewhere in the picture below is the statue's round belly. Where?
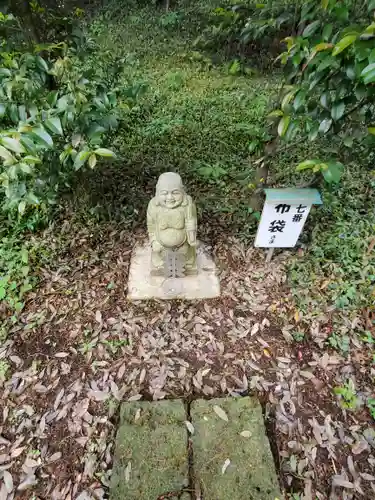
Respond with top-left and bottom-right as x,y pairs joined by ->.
158,229 -> 186,248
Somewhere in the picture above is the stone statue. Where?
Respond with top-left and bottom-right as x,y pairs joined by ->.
147,172 -> 197,277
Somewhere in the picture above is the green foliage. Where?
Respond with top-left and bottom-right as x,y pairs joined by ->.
79,3 -> 277,231
198,0 -> 375,184
101,337 -> 129,354
0,7 -> 143,222
328,332 -> 350,355
194,1 -> 303,61
296,159 -> 343,184
228,58 -> 241,75
196,162 -> 228,183
159,10 -> 184,28
292,330 -> 305,342
239,1 -> 303,44
367,398 -> 375,420
334,379 -> 361,410
78,330 -> 128,355
0,359 -> 9,383
273,0 -> 375,179
0,237 -> 33,315
8,0 -> 86,47
288,164 -> 375,315
194,6 -> 245,51
0,4 -> 145,313
1,0 -> 372,329
0,43 -> 116,216
362,330 -> 375,345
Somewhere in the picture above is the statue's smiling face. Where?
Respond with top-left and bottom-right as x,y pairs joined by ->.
158,187 -> 183,208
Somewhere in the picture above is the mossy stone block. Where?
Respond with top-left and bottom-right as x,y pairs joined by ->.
111,400 -> 188,500
191,397 -> 281,500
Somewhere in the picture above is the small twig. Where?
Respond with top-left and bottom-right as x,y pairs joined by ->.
295,173 -> 320,189
270,136 -> 306,157
367,237 -> 375,255
157,487 -> 193,499
41,289 -> 68,296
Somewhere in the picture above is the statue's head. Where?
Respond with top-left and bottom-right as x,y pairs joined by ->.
155,172 -> 187,208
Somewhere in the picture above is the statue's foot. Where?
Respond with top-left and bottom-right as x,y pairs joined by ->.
150,266 -> 165,277
184,264 -> 198,276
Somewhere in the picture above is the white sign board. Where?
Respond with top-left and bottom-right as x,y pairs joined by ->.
254,189 -> 322,248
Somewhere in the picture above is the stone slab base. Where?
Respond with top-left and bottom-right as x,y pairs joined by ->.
127,242 -> 220,300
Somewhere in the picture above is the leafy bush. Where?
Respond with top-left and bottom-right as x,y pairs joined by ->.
0,8 -> 141,221
194,1 -> 302,61
197,1 -> 375,186
0,4 -> 146,315
194,6 -> 248,51
273,0 -> 375,182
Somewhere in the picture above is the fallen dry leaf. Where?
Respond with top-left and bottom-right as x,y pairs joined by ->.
95,310 -> 102,324
125,461 -> 131,482
240,430 -> 252,438
213,405 -> 228,422
3,470 -> 13,493
185,421 -> 195,435
221,458 -> 231,474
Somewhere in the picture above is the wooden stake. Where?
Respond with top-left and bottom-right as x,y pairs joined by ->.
265,247 -> 275,263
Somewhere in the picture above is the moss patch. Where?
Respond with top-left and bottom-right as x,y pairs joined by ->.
191,397 -> 281,499
111,400 -> 188,499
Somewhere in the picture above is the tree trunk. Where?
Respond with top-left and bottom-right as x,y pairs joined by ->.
248,130 -> 279,211
9,0 -> 40,44
249,160 -> 270,212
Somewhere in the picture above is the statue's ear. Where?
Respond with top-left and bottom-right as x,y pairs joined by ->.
154,196 -> 161,206
181,194 -> 188,206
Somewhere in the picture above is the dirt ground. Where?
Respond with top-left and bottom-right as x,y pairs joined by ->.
1,218 -> 375,499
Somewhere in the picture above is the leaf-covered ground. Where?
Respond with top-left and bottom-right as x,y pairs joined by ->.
1,217 -> 374,499
1,1 -> 375,499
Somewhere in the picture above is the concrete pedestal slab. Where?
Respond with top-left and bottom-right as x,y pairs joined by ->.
127,242 -> 220,300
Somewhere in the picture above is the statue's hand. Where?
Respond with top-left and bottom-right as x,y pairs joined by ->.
152,240 -> 163,252
187,231 -> 197,246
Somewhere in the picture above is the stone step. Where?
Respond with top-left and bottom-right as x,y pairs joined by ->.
111,397 -> 281,500
111,400 -> 189,499
191,397 -> 281,500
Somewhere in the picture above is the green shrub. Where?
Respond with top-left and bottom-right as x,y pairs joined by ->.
0,7 -> 143,222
